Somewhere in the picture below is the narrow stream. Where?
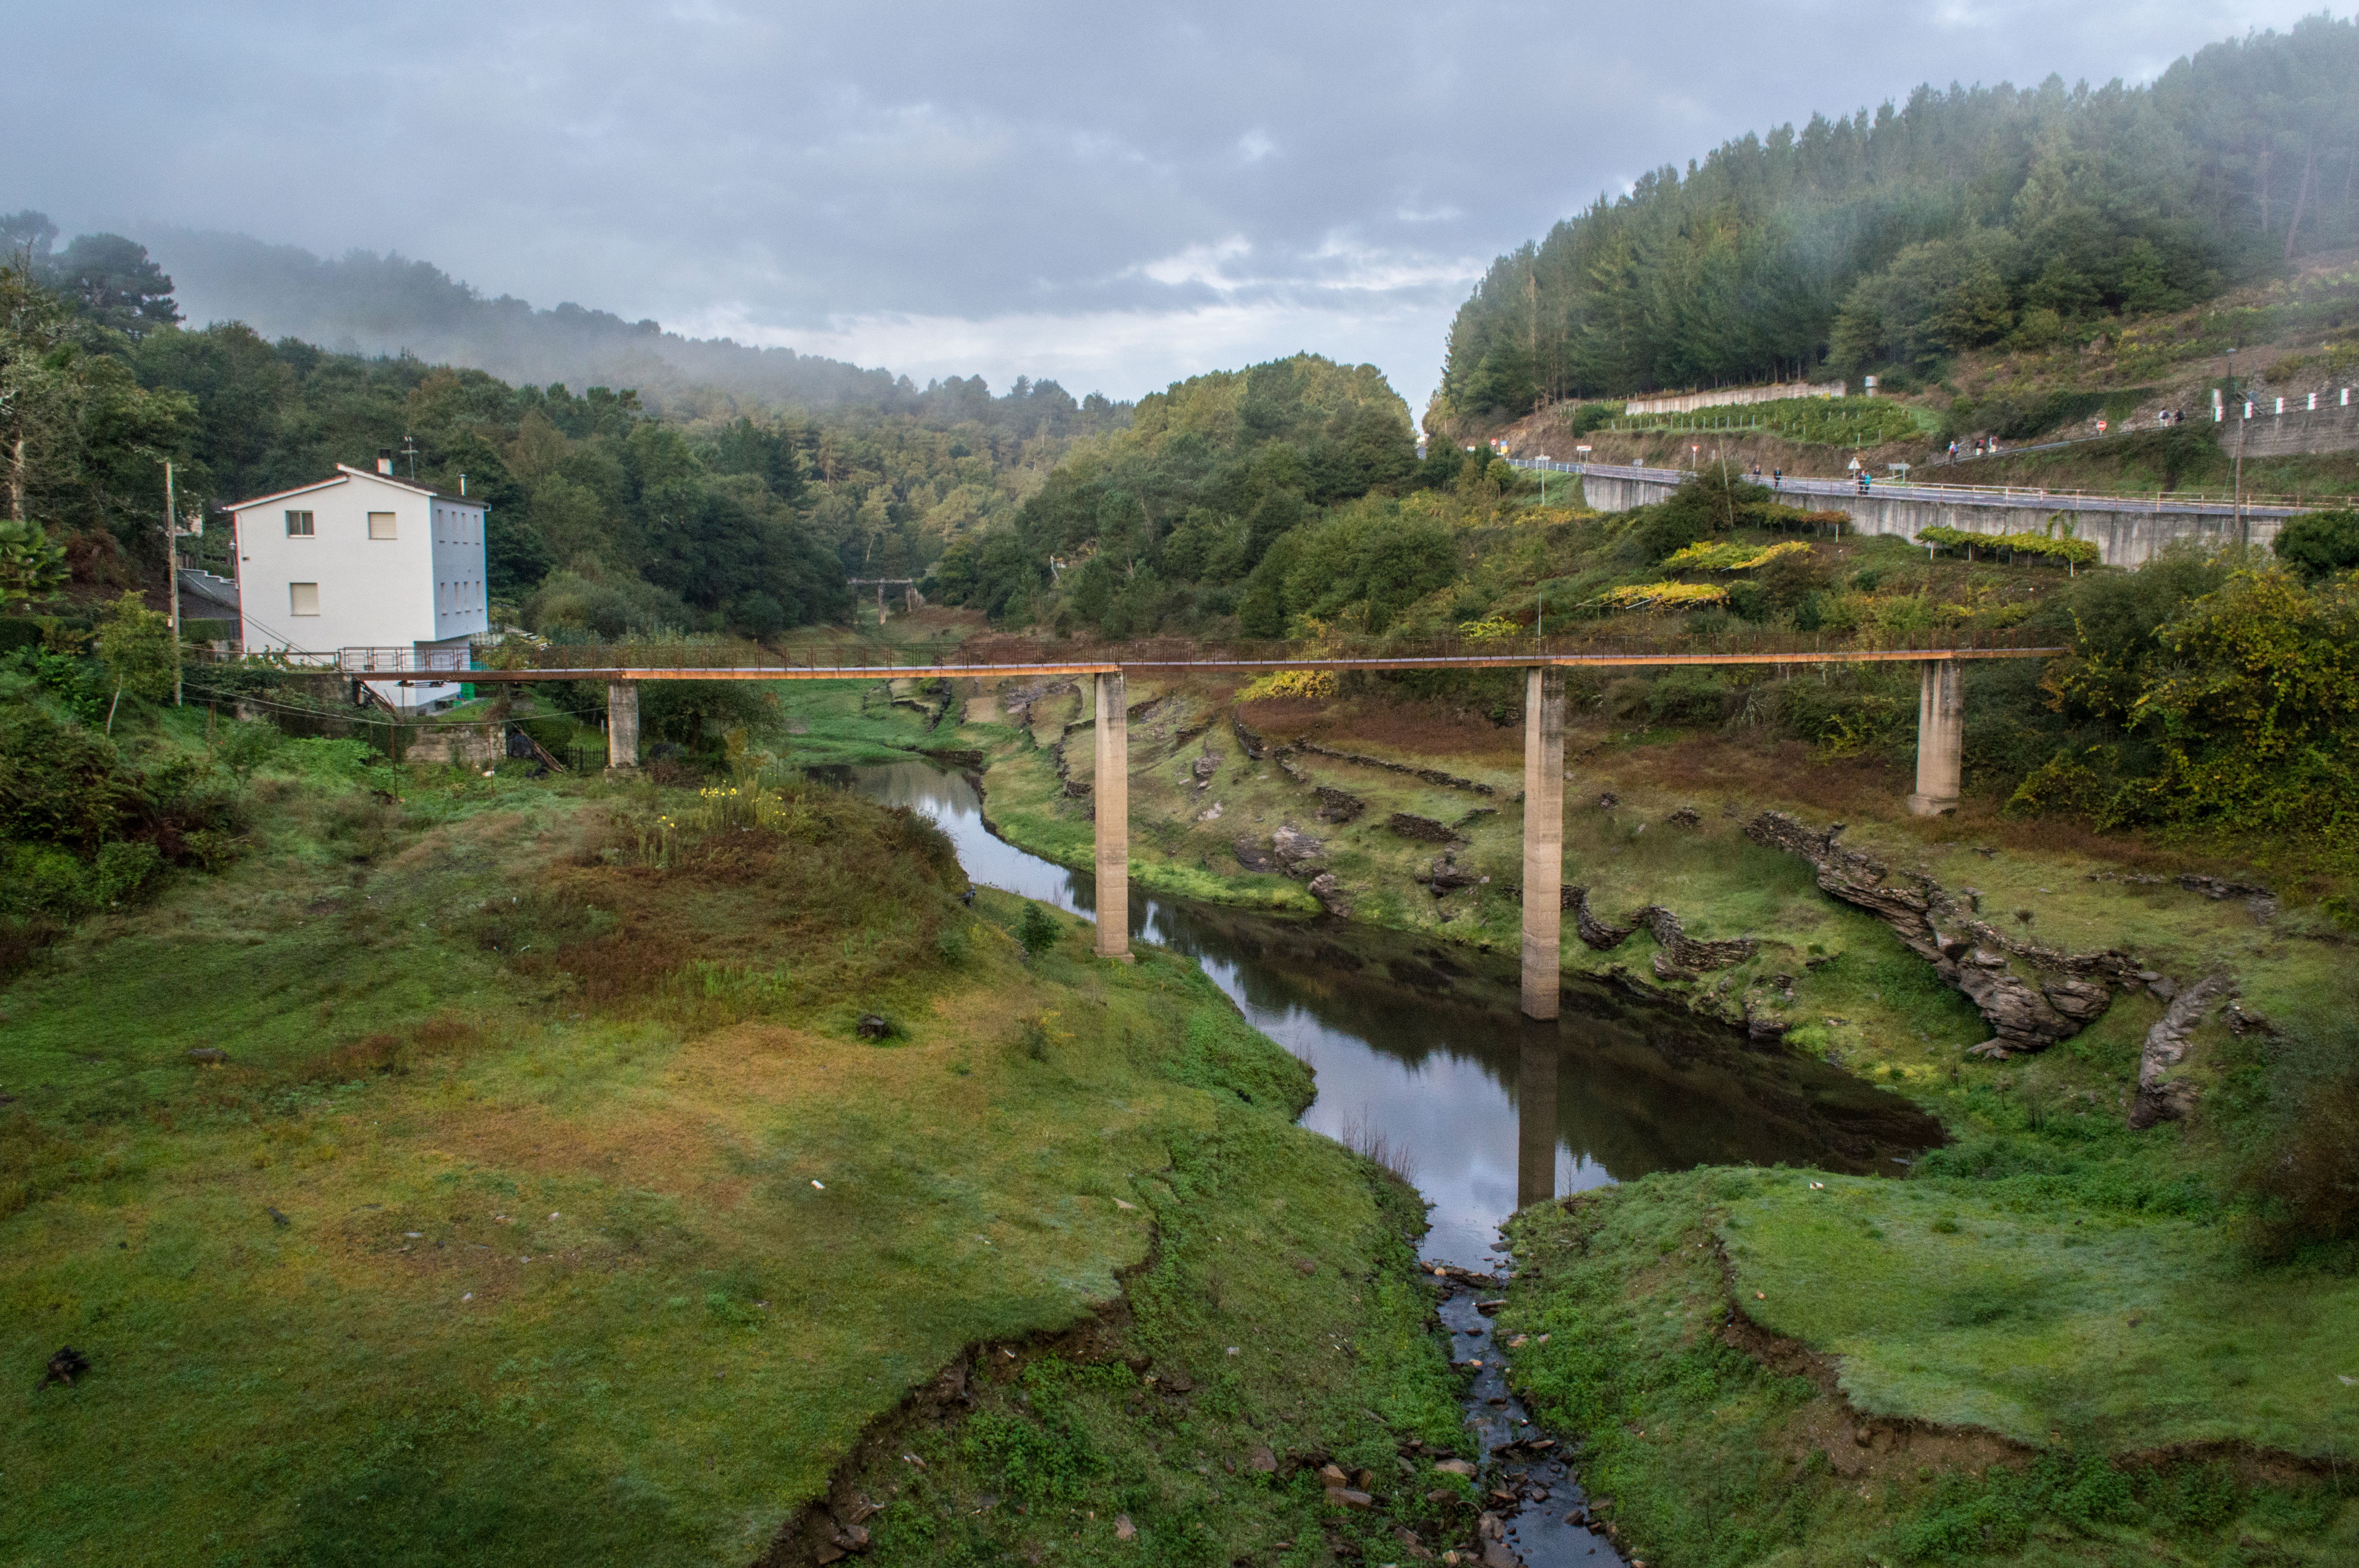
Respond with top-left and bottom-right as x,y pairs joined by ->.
827,760 -> 1942,1566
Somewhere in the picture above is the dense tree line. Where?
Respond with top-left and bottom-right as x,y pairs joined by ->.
929,354 -> 1454,636
0,221 -> 1130,639
1439,17 -> 2359,421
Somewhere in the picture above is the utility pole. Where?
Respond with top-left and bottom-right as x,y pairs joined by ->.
165,459 -> 182,706
2227,347 -> 2247,550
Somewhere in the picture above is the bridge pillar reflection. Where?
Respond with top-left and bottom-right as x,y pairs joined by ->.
606,681 -> 639,771
1093,670 -> 1130,959
1908,659 -> 1962,816
1517,1016 -> 1561,1212
1520,666 -> 1565,1019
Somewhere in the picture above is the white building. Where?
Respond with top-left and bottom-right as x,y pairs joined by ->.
226,450 -> 490,713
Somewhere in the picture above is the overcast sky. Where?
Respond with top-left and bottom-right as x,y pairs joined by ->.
6,0 -> 2328,412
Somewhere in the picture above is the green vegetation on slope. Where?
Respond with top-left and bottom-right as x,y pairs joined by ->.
929,352 -> 1431,636
0,706 -> 1461,1565
1499,1171 -> 2356,1568
819,1106 -> 1472,1568
0,230 -> 1128,643
1441,16 -> 2359,416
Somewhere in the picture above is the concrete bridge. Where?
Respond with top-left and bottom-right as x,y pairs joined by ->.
1531,457 -> 2312,567
334,635 -> 2053,1020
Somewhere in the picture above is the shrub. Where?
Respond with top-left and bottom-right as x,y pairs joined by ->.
2272,508 -> 2359,583
2230,1016 -> 2359,1264
961,1407 -> 1101,1503
1017,904 -> 1062,956
1646,669 -> 1730,726
0,706 -> 141,849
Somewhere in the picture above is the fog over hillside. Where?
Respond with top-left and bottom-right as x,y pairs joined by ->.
146,225 -> 1007,412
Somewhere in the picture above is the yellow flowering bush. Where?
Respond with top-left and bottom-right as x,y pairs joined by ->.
1237,669 -> 1339,700
1601,582 -> 1730,610
1661,539 -> 1814,572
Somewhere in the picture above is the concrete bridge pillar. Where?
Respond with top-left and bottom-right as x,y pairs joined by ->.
1093,670 -> 1130,959
606,681 -> 639,771
1516,1017 -> 1561,1210
1520,666 -> 1566,1019
1909,659 -> 1963,816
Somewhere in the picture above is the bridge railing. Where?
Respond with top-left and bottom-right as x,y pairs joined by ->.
223,628 -> 2065,680
1024,625 -> 2063,667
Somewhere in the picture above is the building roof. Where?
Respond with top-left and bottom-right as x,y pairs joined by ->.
221,465 -> 489,513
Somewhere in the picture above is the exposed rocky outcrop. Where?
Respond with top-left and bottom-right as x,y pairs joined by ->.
1744,811 -> 2129,1057
1565,886 -> 1639,950
1561,887 -> 1757,976
1386,812 -> 1460,844
1230,709 -> 1270,760
1047,739 -> 1089,799
1231,839 -> 1278,873
2129,975 -> 2237,1128
1423,857 -> 1481,895
2179,872 -> 2279,922
1307,871 -> 1352,918
1637,906 -> 1760,979
1271,825 -> 1327,874
1292,738 -> 1496,795
999,679 -> 1079,732
1314,786 -> 1367,823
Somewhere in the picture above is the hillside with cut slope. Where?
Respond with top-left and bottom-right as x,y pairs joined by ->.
1436,16 -> 2359,428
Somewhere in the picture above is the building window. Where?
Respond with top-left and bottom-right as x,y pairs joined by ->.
368,511 -> 397,539
285,510 -> 314,536
290,582 -> 320,616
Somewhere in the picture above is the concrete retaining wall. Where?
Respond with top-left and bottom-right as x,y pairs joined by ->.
1624,379 -> 1846,416
1567,466 -> 2295,568
2218,399 -> 2359,458
406,723 -> 502,766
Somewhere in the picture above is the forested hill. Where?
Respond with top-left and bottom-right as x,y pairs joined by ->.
0,232 -> 1126,642
930,354 -> 1422,634
1438,16 -> 2359,423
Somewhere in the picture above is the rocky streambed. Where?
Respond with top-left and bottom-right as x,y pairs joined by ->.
1433,1267 -> 1627,1568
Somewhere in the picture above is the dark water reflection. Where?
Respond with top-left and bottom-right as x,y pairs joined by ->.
825,761 -> 1942,1267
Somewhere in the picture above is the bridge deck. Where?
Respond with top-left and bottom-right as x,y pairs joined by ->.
317,643 -> 2062,682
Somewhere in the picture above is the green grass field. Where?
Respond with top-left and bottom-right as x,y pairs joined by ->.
0,743 -> 1464,1566
1502,1173 -> 2358,1568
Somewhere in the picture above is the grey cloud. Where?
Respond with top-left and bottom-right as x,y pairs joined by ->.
4,0 -> 2323,410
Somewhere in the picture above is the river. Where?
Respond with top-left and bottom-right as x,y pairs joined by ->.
829,760 -> 1940,1269
832,758 -> 1939,1567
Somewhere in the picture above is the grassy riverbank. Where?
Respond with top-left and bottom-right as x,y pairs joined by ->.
0,735 -> 1469,1566
769,657 -> 2359,1564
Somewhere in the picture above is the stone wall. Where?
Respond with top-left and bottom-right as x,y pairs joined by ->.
405,722 -> 502,766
